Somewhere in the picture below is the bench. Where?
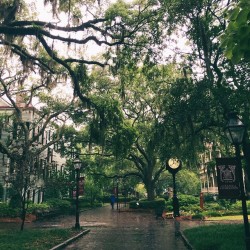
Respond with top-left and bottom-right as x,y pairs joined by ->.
164,212 -> 173,219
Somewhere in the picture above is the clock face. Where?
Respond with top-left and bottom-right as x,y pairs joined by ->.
168,158 -> 180,169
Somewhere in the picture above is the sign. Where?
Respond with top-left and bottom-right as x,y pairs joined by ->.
72,176 -> 85,197
79,177 -> 85,195
216,158 -> 240,199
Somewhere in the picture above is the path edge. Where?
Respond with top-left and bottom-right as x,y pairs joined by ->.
50,229 -> 90,250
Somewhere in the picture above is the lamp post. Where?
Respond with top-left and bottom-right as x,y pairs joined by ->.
73,156 -> 82,230
166,158 -> 182,217
225,112 -> 250,249
116,178 -> 119,211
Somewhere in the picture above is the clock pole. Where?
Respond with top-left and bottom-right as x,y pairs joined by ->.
172,172 -> 180,217
166,158 -> 182,217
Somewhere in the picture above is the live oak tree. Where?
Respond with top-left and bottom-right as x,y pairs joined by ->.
71,0 -> 250,197
78,62 -> 186,201
0,65 -> 73,230
0,0 -> 167,108
0,0 -> 169,199
160,0 -> 250,190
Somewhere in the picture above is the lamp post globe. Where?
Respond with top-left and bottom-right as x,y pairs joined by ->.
225,112 -> 250,249
166,158 -> 182,217
73,156 -> 82,170
225,112 -> 246,144
73,156 -> 82,230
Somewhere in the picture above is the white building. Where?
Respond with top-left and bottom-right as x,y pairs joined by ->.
0,97 -> 66,203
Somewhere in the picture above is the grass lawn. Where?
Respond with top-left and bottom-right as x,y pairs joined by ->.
183,224 -> 245,250
0,228 -> 80,250
206,215 -> 246,221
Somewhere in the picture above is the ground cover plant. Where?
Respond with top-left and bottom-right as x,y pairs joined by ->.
184,224 -> 245,250
0,228 -> 78,250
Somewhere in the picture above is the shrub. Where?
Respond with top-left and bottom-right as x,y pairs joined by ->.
192,213 -> 204,220
129,198 -> 165,210
46,198 -> 71,213
205,202 -> 221,211
9,193 -> 22,208
0,202 -> 19,217
178,194 -> 199,206
27,203 -> 50,214
202,210 -> 223,217
183,204 -> 203,214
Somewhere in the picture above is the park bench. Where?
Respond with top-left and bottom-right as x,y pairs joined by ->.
164,212 -> 173,219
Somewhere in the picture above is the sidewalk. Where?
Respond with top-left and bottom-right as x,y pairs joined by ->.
41,205 -> 202,250
0,205 -> 203,249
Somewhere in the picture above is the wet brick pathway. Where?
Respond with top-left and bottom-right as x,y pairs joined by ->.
0,205 -> 206,249
61,205 -> 198,250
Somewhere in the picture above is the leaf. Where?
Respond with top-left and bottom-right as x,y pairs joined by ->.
224,49 -> 233,59
228,7 -> 240,21
244,50 -> 250,61
236,9 -> 249,25
239,36 -> 250,50
227,21 -> 238,32
231,47 -> 244,64
220,36 -> 229,49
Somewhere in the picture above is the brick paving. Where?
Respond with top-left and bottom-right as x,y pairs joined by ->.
0,205 -> 206,249
41,205 -> 202,250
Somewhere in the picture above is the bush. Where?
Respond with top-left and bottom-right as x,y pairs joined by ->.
205,202 -> 221,211
183,204 -> 203,214
202,210 -> 223,217
192,213 -> 204,220
178,194 -> 199,206
0,202 -> 19,217
46,198 -> 71,213
27,203 -> 50,214
9,193 -> 21,208
129,198 -> 165,210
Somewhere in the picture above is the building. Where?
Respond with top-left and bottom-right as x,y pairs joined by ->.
0,97 -> 66,203
199,141 -> 220,195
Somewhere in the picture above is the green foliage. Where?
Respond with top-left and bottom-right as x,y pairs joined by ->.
111,123 -> 137,157
165,194 -> 201,214
27,203 -> 50,214
0,184 -> 3,201
178,194 -> 200,206
0,203 -> 19,217
0,228 -> 78,250
184,224 -> 245,250
45,198 -> 71,212
129,198 -> 165,209
9,193 -> 22,209
105,0 -> 131,21
44,170 -> 71,200
175,170 -> 200,195
220,0 -> 250,63
191,213 -> 204,220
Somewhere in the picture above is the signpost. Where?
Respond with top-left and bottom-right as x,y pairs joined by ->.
216,158 -> 240,199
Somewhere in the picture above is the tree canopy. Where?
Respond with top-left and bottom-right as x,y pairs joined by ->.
1,0 -> 250,202
220,0 -> 250,63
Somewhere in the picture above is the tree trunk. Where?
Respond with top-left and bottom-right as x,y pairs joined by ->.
20,199 -> 26,231
145,180 -> 155,201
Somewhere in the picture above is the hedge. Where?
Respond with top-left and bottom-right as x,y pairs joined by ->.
129,198 -> 165,210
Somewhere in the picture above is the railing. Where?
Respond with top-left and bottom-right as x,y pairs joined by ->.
201,187 -> 218,194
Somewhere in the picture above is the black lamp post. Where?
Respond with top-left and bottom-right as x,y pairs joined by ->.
225,112 -> 250,249
73,156 -> 82,230
166,158 -> 182,217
